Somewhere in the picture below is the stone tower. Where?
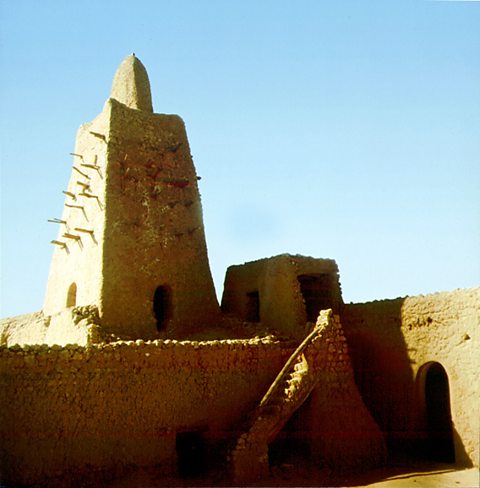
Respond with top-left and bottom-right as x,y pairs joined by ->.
44,55 -> 220,338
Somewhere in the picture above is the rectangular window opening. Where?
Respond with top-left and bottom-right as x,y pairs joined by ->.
297,274 -> 332,322
246,290 -> 260,322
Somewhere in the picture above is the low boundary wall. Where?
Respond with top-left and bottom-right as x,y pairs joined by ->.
342,288 -> 479,467
0,338 -> 292,485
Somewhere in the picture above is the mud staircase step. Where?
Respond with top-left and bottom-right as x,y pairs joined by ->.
229,319 -> 326,484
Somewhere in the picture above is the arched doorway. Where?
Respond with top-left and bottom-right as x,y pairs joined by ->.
417,362 -> 455,463
66,282 -> 77,307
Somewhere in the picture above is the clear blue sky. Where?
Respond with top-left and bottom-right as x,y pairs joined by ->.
1,0 -> 479,317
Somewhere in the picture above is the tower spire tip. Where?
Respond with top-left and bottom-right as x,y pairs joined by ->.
110,54 -> 153,112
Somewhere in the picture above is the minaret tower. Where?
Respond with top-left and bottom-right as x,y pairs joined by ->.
44,55 -> 220,338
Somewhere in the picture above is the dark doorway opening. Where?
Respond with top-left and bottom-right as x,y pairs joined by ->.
246,291 -> 260,322
153,286 -> 171,331
268,394 -> 313,468
176,431 -> 207,478
424,362 -> 455,463
66,282 -> 77,307
297,274 -> 332,322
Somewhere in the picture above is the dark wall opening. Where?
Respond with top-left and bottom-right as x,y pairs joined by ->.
176,431 -> 207,478
424,362 -> 455,463
66,282 -> 77,307
298,274 -> 332,322
246,290 -> 260,322
268,393 -> 313,467
153,285 -> 171,331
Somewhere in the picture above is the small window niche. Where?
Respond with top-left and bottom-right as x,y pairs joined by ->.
66,282 -> 77,307
246,290 -> 260,322
153,285 -> 171,331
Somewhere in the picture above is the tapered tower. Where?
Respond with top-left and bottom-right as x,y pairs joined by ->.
44,55 -> 220,338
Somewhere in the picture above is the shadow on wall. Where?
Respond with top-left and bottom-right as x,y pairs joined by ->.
341,298 -> 471,468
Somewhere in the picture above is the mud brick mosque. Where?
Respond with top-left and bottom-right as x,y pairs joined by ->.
0,55 -> 478,487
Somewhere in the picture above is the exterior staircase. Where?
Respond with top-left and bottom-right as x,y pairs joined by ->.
229,314 -> 328,484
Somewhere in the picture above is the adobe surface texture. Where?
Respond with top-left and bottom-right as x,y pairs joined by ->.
0,55 -> 478,487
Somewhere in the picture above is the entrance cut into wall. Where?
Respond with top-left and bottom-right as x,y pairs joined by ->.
297,274 -> 332,322
268,393 -> 313,467
417,362 -> 455,463
176,431 -> 207,478
153,286 -> 171,331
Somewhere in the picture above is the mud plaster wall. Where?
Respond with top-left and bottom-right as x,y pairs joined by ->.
0,339 -> 292,485
44,97 -> 220,340
43,109 -> 110,317
0,312 -> 48,346
222,255 -> 341,339
0,307 -> 105,348
306,314 -> 386,470
341,288 -> 480,467
103,99 -> 219,338
235,312 -> 386,478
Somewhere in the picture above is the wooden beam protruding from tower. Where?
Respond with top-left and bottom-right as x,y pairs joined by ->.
75,227 -> 94,234
51,240 -> 67,248
63,233 -> 81,241
65,204 -> 84,210
63,190 -> 76,200
73,166 -> 91,179
76,181 -> 90,190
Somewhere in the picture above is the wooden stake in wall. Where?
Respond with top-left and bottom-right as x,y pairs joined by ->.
51,240 -> 67,249
62,190 -> 76,200
73,166 -> 91,179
